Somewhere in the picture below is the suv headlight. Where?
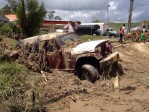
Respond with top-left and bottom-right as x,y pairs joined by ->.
97,46 -> 101,52
106,42 -> 109,48
106,42 -> 114,53
109,43 -> 114,53
95,46 -> 101,53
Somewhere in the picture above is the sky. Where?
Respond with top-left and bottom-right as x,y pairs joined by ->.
0,0 -> 149,23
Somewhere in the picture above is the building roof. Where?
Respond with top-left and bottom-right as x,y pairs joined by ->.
43,20 -> 81,25
5,14 -> 17,21
81,23 -> 105,26
0,15 -> 9,22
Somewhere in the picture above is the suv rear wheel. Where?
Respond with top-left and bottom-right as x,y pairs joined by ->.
82,64 -> 99,83
110,34 -> 116,38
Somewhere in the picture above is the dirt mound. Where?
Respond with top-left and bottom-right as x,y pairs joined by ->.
134,42 -> 149,55
43,42 -> 149,112
1,37 -> 149,112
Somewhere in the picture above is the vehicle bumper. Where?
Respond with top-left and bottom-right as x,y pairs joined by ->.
100,52 -> 119,68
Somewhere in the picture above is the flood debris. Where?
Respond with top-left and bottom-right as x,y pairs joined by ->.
2,32 -> 124,83
41,70 -> 48,83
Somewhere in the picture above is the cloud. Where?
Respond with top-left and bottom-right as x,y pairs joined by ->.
42,0 -> 131,22
39,0 -> 108,11
133,11 -> 144,20
0,0 -> 7,8
53,10 -> 102,22
34,0 -> 149,22
109,1 -> 118,10
0,0 -> 149,22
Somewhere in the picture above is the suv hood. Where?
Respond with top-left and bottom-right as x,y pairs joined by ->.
109,31 -> 117,34
71,40 -> 107,55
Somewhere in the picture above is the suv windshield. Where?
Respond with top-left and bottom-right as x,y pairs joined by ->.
59,33 -> 79,46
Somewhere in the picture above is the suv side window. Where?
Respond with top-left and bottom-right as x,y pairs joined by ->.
42,39 -> 60,52
59,33 -> 79,46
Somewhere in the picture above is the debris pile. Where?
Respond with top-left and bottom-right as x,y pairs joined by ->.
0,40 -> 50,72
16,42 -> 50,72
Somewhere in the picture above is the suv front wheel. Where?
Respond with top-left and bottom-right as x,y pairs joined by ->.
82,64 -> 99,83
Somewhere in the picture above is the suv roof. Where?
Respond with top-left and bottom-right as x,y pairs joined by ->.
21,32 -> 66,45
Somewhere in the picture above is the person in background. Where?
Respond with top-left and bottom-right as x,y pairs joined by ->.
139,26 -> 146,43
93,25 -> 101,36
63,21 -> 77,33
119,24 -> 125,43
142,25 -> 146,33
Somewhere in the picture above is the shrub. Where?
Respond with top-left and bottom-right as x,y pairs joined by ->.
0,62 -> 46,112
0,23 -> 12,36
0,62 -> 28,75
0,21 -> 5,27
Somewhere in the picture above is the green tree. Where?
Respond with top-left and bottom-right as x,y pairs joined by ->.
5,0 -> 18,12
2,5 -> 12,14
54,16 -> 62,21
16,0 -> 46,37
45,11 -> 62,21
0,23 -> 12,36
46,11 -> 55,20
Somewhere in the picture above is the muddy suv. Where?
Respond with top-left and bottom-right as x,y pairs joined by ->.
21,32 -> 119,83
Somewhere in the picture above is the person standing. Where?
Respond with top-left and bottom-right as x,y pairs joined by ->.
63,21 -> 77,33
119,24 -> 125,43
139,26 -> 146,43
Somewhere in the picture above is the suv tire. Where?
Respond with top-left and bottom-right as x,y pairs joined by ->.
82,64 -> 99,83
110,34 -> 116,38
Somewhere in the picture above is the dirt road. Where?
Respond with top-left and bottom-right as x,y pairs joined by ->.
44,42 -> 149,112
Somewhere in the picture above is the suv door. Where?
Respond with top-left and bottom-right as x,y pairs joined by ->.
58,33 -> 78,70
45,39 -> 64,69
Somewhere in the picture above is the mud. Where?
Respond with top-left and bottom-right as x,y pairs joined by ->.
43,42 -> 149,112
1,37 -> 149,112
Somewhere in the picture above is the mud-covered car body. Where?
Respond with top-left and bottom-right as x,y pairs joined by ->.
21,32 -> 119,82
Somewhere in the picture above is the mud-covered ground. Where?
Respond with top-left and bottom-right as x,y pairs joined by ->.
43,42 -> 149,112
1,37 -> 149,112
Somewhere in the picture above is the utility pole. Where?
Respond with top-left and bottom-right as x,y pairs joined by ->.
92,14 -> 94,22
107,4 -> 110,28
128,0 -> 134,33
